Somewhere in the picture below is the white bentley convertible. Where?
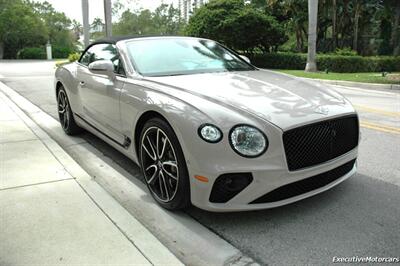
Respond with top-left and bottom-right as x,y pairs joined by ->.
55,36 -> 359,211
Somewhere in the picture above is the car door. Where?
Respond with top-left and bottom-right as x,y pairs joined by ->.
77,43 -> 126,144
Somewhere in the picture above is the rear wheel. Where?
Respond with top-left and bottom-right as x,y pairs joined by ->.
139,118 -> 191,210
57,86 -> 82,135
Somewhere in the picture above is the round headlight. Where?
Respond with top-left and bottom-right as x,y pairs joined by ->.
230,125 -> 268,157
198,124 -> 222,143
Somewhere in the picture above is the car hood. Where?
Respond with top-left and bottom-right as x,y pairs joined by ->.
146,70 -> 355,130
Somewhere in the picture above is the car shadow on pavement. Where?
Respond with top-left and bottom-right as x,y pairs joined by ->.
185,174 -> 400,265
80,131 -> 145,182
73,129 -> 400,266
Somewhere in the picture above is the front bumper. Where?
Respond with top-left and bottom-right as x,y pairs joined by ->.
189,148 -> 357,212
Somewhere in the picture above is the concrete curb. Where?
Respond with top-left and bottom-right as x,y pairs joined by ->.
0,81 -> 259,266
300,77 -> 400,91
0,86 -> 182,266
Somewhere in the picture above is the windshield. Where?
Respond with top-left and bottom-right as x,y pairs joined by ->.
126,38 -> 255,77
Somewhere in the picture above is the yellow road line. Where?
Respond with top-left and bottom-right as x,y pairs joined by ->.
360,121 -> 400,134
354,105 -> 400,117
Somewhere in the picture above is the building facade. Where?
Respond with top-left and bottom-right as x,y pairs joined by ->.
178,0 -> 208,22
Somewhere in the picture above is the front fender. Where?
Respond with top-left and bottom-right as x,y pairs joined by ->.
55,63 -> 81,113
120,82 -> 213,168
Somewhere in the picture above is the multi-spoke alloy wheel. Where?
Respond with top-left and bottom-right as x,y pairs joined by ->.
58,90 -> 70,131
57,86 -> 82,135
141,127 -> 179,202
140,118 -> 190,210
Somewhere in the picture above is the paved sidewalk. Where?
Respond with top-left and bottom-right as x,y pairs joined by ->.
0,91 -> 181,265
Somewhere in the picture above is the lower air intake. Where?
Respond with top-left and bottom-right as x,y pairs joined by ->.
209,173 -> 253,203
250,159 -> 356,204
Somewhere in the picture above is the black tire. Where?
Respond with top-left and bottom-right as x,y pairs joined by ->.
57,86 -> 82,135
139,117 -> 191,210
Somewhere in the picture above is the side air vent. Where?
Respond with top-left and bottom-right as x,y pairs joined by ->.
209,173 -> 253,203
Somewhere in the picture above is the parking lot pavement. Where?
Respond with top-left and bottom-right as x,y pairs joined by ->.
0,91 -> 182,266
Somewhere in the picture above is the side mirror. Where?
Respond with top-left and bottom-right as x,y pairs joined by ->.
239,55 -> 251,64
88,60 -> 115,79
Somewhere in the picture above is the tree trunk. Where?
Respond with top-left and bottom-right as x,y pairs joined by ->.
296,28 -> 302,52
392,0 -> 400,56
305,0 -> 318,72
332,0 -> 337,50
178,0 -> 182,20
338,0 -> 350,49
104,0 -> 112,37
353,1 -> 361,52
82,0 -> 90,47
0,42 -> 4,59
183,0 -> 188,22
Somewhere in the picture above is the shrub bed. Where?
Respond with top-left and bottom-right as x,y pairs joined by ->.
249,53 -> 400,73
17,46 -> 75,59
17,47 -> 46,59
68,52 -> 81,62
52,46 -> 74,59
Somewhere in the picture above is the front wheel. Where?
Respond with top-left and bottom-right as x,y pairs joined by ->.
139,118 -> 191,210
57,86 -> 82,135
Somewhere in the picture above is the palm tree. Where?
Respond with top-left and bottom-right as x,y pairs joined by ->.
332,0 -> 337,50
391,0 -> 400,55
267,0 -> 308,52
71,19 -> 82,40
305,0 -> 318,72
91,17 -> 104,32
352,0 -> 361,52
82,0 -> 90,47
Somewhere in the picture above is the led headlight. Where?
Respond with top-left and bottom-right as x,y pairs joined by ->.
230,125 -> 268,157
198,124 -> 223,143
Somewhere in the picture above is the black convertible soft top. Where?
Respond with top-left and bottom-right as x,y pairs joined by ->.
79,35 -> 187,59
78,35 -> 182,61
79,35 -> 183,62
89,35 -> 184,46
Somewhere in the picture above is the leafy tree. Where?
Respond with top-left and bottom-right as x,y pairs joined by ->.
383,0 -> 400,55
30,1 -> 74,49
392,1 -> 400,55
113,4 -> 183,36
153,4 -> 184,35
91,18 -> 104,31
264,0 -> 308,52
0,0 -> 47,59
71,19 -> 82,41
113,9 -> 153,35
185,0 -> 287,53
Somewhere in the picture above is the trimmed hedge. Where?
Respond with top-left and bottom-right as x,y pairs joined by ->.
53,46 -> 73,59
249,53 -> 400,73
17,47 -> 46,59
17,46 -> 74,59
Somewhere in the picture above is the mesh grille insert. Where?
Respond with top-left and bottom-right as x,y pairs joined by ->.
283,115 -> 359,171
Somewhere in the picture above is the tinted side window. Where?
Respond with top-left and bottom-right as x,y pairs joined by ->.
79,44 -> 123,74
116,60 -> 126,76
79,48 -> 92,66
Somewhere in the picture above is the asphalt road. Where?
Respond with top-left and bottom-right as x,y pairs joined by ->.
1,60 -> 399,265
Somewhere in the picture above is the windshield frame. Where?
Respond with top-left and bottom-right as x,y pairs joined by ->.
124,37 -> 257,77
